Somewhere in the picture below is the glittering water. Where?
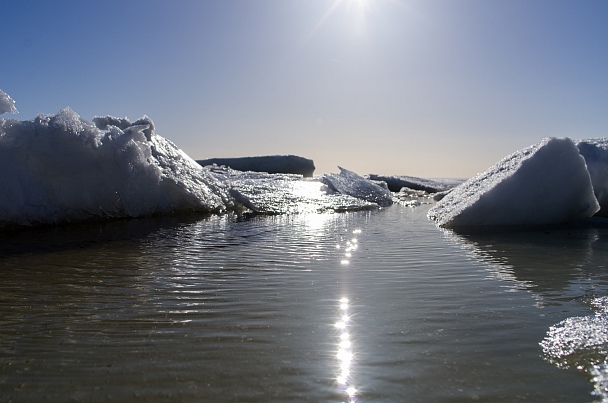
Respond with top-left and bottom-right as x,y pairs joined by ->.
2,204 -> 608,402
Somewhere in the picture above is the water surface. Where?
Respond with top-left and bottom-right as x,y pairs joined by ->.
2,204 -> 608,402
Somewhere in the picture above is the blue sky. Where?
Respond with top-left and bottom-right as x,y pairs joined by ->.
3,0 -> 608,177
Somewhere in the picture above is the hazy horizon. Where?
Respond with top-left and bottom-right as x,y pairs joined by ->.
3,0 -> 608,178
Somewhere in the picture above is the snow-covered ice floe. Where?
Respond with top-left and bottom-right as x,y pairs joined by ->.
0,108 -> 232,227
0,90 -> 395,228
428,137 -> 600,228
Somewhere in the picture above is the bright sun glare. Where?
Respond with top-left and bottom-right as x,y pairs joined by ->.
305,0 -> 375,42
352,0 -> 371,7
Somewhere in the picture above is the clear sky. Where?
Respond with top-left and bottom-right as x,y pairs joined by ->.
2,0 -> 608,178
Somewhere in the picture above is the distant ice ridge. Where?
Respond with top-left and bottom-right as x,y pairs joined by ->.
198,155 -> 315,177
366,174 -> 463,193
428,137 -> 600,228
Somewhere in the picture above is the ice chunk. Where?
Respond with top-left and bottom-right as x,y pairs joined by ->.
0,89 -> 18,115
322,167 -> 393,207
541,297 -> 608,401
541,297 -> 608,367
198,155 -> 316,177
0,108 -> 230,227
428,137 -> 599,228
577,139 -> 608,217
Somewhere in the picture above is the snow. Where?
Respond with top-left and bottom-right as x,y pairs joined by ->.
0,89 -> 18,115
428,137 -> 600,228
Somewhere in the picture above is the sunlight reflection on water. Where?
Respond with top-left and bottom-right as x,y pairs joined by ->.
336,296 -> 357,401
333,227 -> 364,402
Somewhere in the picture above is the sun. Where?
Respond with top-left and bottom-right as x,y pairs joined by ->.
344,0 -> 373,14
305,0 -> 375,43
